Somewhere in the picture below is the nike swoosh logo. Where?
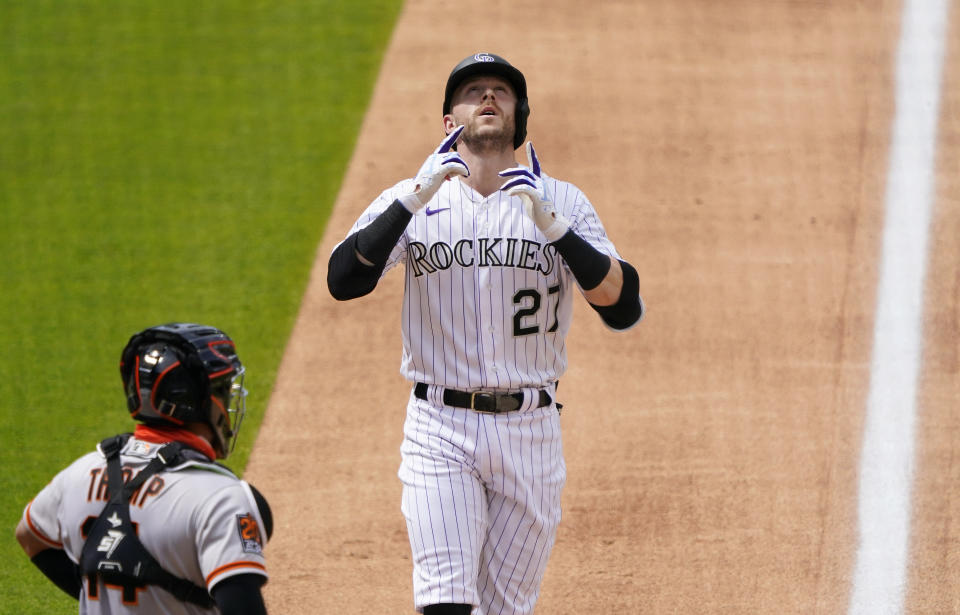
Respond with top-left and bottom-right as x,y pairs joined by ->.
425,207 -> 450,216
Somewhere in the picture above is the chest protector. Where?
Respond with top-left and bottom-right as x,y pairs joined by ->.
79,434 -> 218,607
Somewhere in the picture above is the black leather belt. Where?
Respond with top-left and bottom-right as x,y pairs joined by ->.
414,383 -> 552,414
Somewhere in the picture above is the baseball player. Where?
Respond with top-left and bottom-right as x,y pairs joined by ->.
327,53 -> 643,615
15,323 -> 273,614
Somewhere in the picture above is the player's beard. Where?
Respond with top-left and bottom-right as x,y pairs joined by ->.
458,111 -> 515,154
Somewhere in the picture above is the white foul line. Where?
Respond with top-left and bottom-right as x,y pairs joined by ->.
848,0 -> 950,613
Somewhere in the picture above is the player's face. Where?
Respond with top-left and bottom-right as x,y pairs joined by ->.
448,76 -> 516,151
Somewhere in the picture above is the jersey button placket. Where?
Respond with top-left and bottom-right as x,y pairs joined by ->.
474,198 -> 498,385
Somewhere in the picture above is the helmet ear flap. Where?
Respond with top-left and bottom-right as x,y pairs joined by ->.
151,351 -> 208,421
514,98 -> 530,150
119,333 -> 209,424
177,349 -> 210,413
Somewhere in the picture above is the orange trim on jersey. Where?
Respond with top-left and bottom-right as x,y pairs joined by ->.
23,501 -> 63,549
205,561 -> 267,586
133,424 -> 216,460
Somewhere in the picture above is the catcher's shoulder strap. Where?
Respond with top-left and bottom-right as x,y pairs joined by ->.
79,434 -> 215,608
96,432 -> 132,460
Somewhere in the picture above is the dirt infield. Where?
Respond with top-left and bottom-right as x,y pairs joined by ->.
244,1 -> 960,612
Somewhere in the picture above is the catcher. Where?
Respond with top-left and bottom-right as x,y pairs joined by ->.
16,322 -> 272,614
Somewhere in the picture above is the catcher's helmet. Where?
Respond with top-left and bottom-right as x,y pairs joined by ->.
443,52 -> 529,150
119,323 -> 247,458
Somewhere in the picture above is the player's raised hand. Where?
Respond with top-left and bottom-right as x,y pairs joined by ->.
499,142 -> 570,242
399,125 -> 470,213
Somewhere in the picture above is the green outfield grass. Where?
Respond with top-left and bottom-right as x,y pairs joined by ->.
0,0 -> 401,610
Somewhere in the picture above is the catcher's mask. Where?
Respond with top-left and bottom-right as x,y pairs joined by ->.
443,52 -> 529,150
119,323 -> 247,459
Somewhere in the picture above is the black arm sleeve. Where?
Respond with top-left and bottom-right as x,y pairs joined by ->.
591,259 -> 643,330
327,199 -> 413,301
30,549 -> 81,599
550,229 -> 612,291
211,574 -> 268,615
551,230 -> 642,328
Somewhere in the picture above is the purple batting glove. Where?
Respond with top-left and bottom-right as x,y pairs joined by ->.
399,126 -> 470,213
499,142 -> 570,242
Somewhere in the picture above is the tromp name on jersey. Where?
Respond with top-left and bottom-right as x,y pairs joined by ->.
407,236 -> 560,278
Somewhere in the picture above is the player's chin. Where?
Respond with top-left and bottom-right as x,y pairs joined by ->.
463,124 -> 513,150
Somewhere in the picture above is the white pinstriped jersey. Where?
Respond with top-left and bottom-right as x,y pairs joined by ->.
21,436 -> 268,614
343,172 -> 620,391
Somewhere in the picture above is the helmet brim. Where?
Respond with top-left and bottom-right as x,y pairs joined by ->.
443,59 -> 528,115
